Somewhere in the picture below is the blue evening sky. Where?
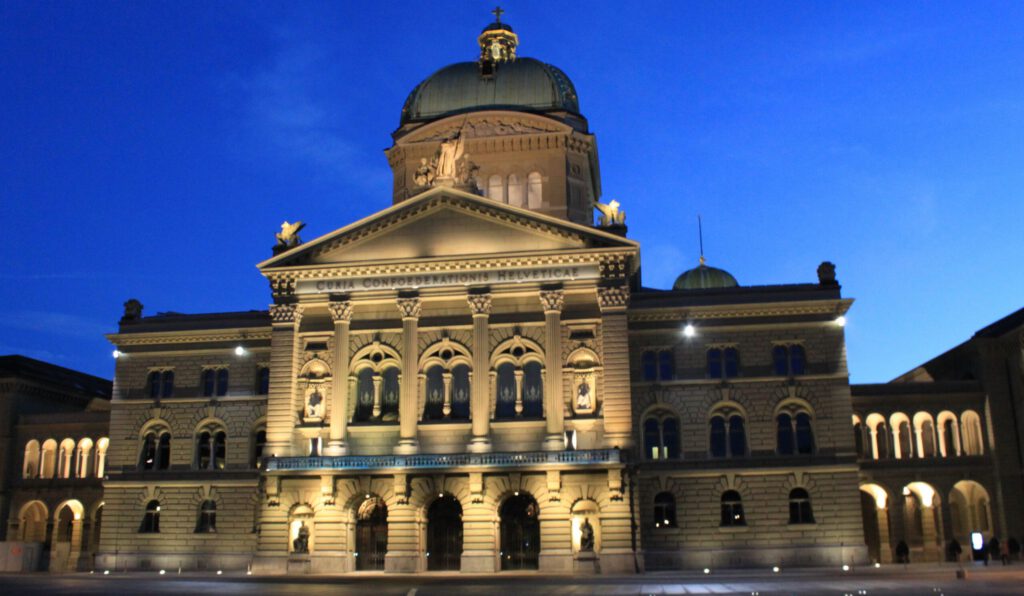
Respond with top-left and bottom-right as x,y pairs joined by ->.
1,1 -> 1022,383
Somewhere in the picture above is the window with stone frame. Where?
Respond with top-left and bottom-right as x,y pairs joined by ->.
707,347 -> 740,379
195,500 -> 217,533
653,492 -> 677,528
709,410 -> 747,458
139,500 -> 160,533
194,424 -> 227,470
788,488 -> 815,524
147,370 -> 174,398
201,368 -> 229,397
772,344 -> 806,376
642,411 -> 680,460
720,490 -> 746,527
251,428 -> 267,469
640,349 -> 674,382
139,427 -> 171,470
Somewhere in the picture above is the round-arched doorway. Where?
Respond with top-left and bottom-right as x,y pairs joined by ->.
355,497 -> 387,571
500,493 -> 539,570
427,495 -> 463,570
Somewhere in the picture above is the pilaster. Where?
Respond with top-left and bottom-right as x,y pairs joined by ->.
597,285 -> 633,448
267,303 -> 302,457
540,289 -> 565,451
326,299 -> 353,456
467,292 -> 493,452
395,296 -> 421,454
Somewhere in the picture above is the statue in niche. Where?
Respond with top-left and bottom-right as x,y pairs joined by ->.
579,518 -> 595,552
413,157 -> 435,187
292,521 -> 310,554
576,380 -> 592,411
306,390 -> 323,419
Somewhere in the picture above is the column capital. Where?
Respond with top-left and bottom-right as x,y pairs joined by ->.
328,300 -> 354,323
539,289 -> 565,314
467,293 -> 493,316
396,296 -> 422,320
597,285 -> 630,311
269,303 -> 303,325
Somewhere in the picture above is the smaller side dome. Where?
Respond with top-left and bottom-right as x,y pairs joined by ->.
673,259 -> 739,291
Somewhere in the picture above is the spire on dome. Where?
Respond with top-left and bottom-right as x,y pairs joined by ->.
478,6 -> 518,76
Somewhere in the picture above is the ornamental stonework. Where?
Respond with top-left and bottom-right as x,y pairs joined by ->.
539,289 -> 564,313
269,303 -> 299,324
597,285 -> 630,310
467,293 -> 493,316
396,297 -> 422,319
328,300 -> 354,322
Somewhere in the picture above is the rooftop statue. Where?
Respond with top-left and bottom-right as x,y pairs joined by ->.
594,199 -> 626,227
276,221 -> 306,249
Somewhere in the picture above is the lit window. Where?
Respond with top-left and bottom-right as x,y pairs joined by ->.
653,492 -> 677,528
720,490 -> 745,527
139,500 -> 161,533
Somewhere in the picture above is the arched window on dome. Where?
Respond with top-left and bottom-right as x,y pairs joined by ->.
507,174 -> 525,207
527,172 -> 543,208
488,175 -> 504,202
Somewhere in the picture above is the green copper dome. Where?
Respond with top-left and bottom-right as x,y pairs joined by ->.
673,261 -> 739,290
400,58 -> 580,125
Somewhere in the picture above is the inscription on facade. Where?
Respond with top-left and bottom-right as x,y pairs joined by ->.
299,265 -> 600,294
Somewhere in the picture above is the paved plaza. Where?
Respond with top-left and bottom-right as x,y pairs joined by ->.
2,565 -> 1023,595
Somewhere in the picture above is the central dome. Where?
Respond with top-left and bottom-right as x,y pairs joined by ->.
400,58 -> 580,126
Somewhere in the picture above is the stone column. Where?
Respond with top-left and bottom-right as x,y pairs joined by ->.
921,504 -> 941,562
267,303 -> 302,457
325,299 -> 353,456
395,297 -> 421,455
869,428 -> 880,460
598,285 -> 633,448
540,289 -> 566,451
467,293 -> 492,453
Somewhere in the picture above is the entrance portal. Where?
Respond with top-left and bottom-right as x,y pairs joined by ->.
427,495 -> 463,571
500,493 -> 539,570
355,497 -> 387,571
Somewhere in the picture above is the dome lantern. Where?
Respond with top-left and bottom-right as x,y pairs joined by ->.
478,7 -> 519,76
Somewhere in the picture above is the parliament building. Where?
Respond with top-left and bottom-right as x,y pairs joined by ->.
5,15 -> 1022,575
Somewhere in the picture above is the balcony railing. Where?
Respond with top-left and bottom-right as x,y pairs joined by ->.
264,448 -> 620,472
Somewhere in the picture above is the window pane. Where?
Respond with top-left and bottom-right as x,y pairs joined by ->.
796,413 -> 815,454
772,346 -> 789,376
723,348 -> 739,378
495,363 -> 517,419
202,370 -> 215,397
790,345 -> 805,375
527,172 -> 542,208
641,352 -> 657,382
381,368 -> 400,417
162,371 -> 174,398
643,418 -> 660,460
707,349 -> 722,379
729,416 -> 746,456
777,414 -> 794,455
157,433 -> 171,469
213,432 -> 226,469
488,174 -> 504,202
354,369 -> 375,422
658,351 -> 674,381
522,361 -> 544,418
216,369 -> 229,396
423,365 -> 445,421
258,367 -> 270,395
451,364 -> 471,420
662,417 -> 679,459
148,372 -> 161,399
507,174 -> 524,207
710,417 -> 727,458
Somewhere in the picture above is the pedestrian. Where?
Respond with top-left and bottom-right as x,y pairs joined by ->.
1000,539 -> 1010,565
895,540 -> 910,565
987,536 -> 1001,566
948,539 -> 962,563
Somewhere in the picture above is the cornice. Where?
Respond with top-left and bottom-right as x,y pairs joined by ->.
627,299 -> 853,323
108,327 -> 272,347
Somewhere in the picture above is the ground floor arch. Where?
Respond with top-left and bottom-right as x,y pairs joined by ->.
499,493 -> 540,571
355,496 -> 387,571
426,495 -> 463,570
949,479 -> 993,556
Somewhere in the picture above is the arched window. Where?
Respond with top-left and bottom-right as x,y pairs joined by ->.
354,368 -> 375,422
788,488 -> 815,524
876,422 -> 891,459
522,361 -> 544,418
75,438 -> 93,478
23,440 -> 40,479
58,438 -> 75,478
920,419 -> 936,457
251,428 -> 267,468
720,490 -> 745,526
423,365 -> 445,421
94,437 -> 109,477
795,413 -> 815,454
707,347 -> 740,379
147,370 -> 174,398
939,415 -> 959,457
40,439 -> 57,478
773,344 -> 806,376
488,174 -> 504,202
495,362 -> 517,419
195,424 -> 227,470
256,366 -> 270,395
961,411 -> 984,455
419,340 -> 472,422
641,352 -> 657,381
139,427 -> 171,470
195,500 -> 216,533
853,421 -> 866,458
507,173 -> 525,207
492,336 -> 545,420
710,407 -> 746,458
653,492 -> 676,528
643,412 -> 680,460
527,172 -> 542,208
380,367 -> 400,419
658,350 -> 674,381
897,420 -> 913,459
139,500 -> 160,533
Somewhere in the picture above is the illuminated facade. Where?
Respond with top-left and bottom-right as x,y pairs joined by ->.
61,16 -> 1020,574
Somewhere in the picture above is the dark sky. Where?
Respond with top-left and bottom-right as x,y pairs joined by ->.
2,1 -> 1022,383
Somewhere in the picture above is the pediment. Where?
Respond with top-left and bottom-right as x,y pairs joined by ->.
259,187 -> 636,270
